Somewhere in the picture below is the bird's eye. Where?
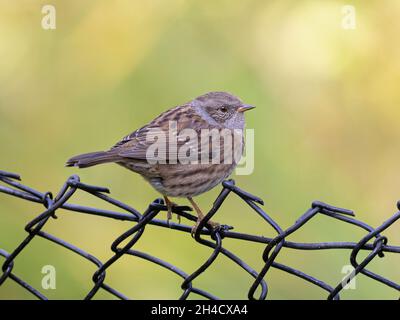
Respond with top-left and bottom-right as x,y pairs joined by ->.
220,106 -> 228,112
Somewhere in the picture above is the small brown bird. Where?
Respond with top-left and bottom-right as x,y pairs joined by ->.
66,92 -> 254,233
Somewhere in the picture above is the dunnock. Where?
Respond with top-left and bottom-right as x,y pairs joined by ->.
66,92 -> 255,234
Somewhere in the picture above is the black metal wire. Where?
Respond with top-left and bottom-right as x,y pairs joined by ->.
0,169 -> 399,300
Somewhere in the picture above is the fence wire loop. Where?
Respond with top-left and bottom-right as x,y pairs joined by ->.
0,169 -> 399,300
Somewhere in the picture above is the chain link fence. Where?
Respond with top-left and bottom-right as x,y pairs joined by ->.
0,169 -> 399,300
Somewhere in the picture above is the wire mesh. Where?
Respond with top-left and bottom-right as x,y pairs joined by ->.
0,169 -> 399,300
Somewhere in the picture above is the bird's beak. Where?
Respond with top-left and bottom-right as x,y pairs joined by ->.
238,104 -> 255,113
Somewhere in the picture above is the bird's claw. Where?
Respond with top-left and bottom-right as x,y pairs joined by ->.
191,219 -> 220,238
166,201 -> 183,226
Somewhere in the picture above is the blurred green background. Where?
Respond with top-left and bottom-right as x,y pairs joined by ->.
0,0 -> 399,299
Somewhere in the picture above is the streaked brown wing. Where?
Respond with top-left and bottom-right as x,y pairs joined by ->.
116,127 -> 172,160
110,105 -> 213,162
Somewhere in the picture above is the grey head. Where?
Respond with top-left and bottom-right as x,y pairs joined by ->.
190,91 -> 255,129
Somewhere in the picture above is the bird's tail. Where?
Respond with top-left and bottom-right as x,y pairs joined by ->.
66,151 -> 120,168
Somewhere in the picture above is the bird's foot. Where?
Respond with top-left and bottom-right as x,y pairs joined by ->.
165,199 -> 181,226
191,218 -> 220,237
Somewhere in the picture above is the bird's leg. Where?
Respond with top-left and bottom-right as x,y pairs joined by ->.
163,196 -> 173,225
187,197 -> 219,236
163,196 -> 181,225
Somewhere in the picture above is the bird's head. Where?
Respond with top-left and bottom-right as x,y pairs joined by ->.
191,91 -> 255,128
